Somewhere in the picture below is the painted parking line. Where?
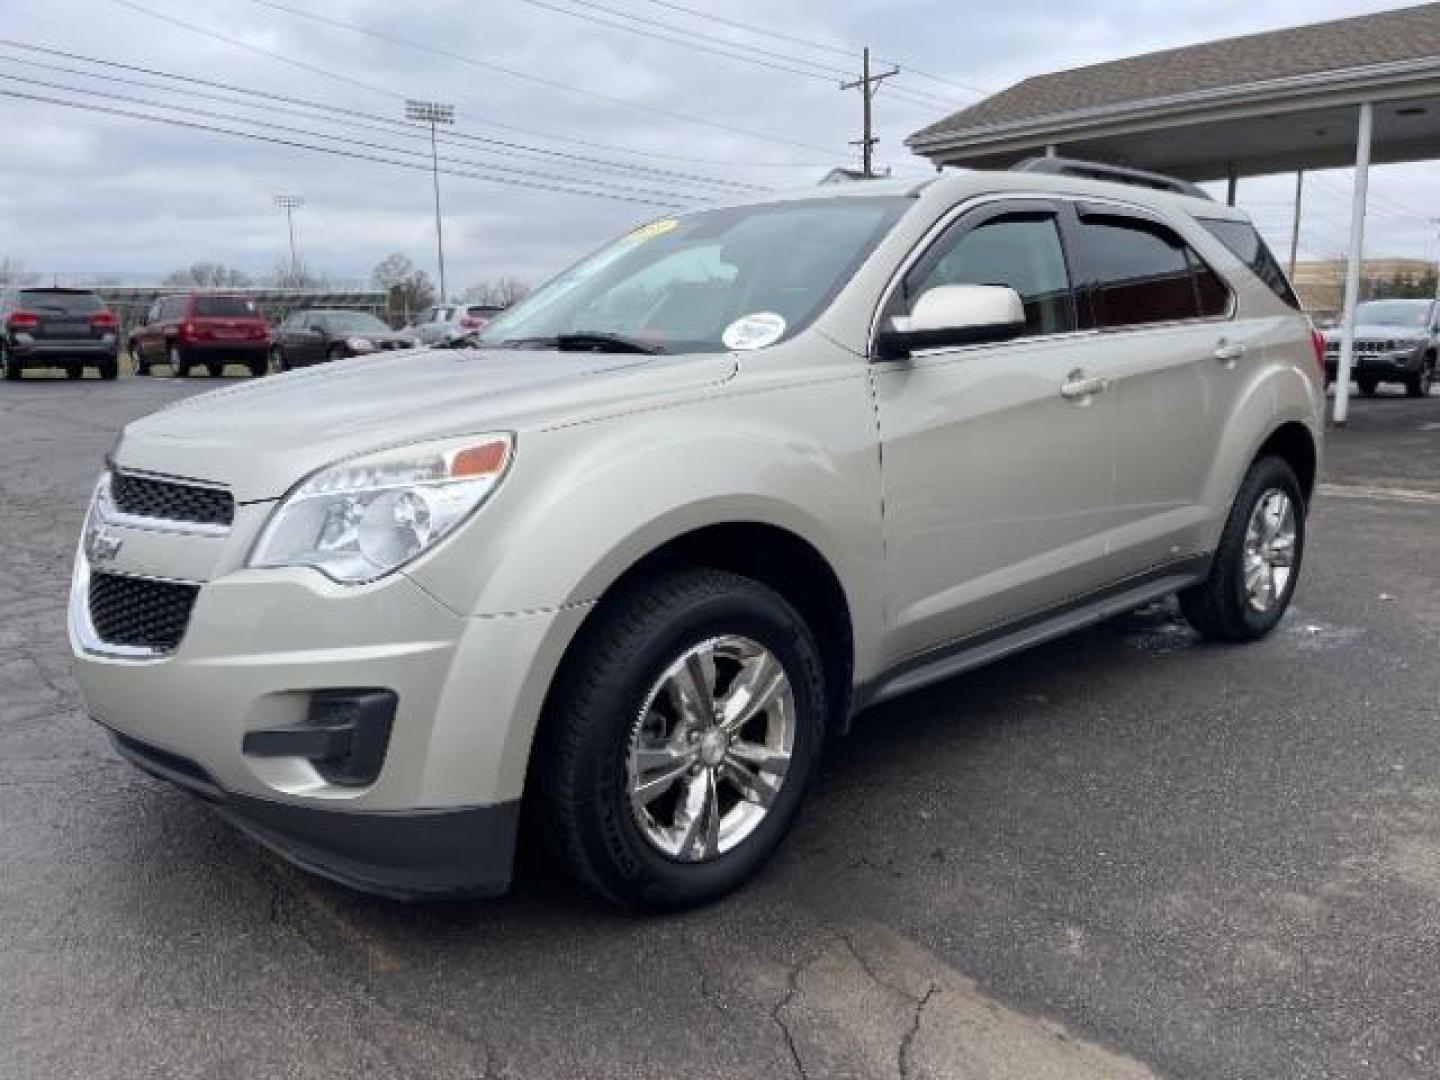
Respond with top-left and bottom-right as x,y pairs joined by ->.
1320,482 -> 1440,505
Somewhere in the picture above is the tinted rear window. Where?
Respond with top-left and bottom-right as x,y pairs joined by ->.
19,290 -> 101,315
192,296 -> 258,317
1198,219 -> 1301,310
1075,217 -> 1199,327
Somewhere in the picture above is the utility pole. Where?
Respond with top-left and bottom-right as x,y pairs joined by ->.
840,48 -> 899,178
273,194 -> 304,282
406,99 -> 455,302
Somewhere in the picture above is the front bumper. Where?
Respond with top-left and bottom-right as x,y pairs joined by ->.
105,724 -> 519,898
1326,351 -> 1423,381
70,500 -> 590,898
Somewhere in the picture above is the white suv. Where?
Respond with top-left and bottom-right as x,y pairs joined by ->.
70,164 -> 1324,909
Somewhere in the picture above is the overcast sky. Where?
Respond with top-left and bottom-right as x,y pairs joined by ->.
1,0 -> 1435,295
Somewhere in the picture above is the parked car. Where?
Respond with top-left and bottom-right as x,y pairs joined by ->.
129,294 -> 270,378
1,287 -> 119,380
413,303 -> 505,346
1322,298 -> 1437,397
71,164 -> 1324,910
272,309 -> 416,369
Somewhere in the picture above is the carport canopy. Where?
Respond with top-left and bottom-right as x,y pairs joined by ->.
907,3 -> 1440,422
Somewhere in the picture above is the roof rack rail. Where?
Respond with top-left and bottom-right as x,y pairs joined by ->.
1011,157 -> 1212,201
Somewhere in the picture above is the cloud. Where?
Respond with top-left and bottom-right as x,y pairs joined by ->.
0,0 -> 1433,293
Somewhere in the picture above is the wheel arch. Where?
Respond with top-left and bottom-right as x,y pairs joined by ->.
1255,420 -> 1318,507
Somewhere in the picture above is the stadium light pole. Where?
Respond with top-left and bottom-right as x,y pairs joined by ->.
405,99 -> 455,302
273,194 -> 304,282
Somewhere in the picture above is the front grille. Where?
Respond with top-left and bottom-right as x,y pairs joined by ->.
88,572 -> 199,652
111,471 -> 234,527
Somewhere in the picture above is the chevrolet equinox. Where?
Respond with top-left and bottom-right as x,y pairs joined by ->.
70,164 -> 1324,909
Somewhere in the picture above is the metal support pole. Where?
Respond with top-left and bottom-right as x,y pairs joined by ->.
1334,102 -> 1374,425
1288,169 -> 1304,281
429,121 -> 446,302
1045,144 -> 1058,158
1226,168 -> 1238,207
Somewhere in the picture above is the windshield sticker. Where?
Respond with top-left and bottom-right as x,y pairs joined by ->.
628,218 -> 680,242
722,312 -> 787,351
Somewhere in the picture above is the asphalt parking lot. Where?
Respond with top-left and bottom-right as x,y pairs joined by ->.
3,376 -> 1438,1080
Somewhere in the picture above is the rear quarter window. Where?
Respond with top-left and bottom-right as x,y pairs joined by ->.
1198,218 -> 1301,310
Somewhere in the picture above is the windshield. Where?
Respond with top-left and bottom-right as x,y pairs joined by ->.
1356,300 -> 1431,327
479,197 -> 910,354
320,312 -> 391,334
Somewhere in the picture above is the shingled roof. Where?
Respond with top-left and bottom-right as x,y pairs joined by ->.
911,3 -> 1440,145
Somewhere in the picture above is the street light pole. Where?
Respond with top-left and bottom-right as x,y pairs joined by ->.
273,194 -> 304,282
405,99 -> 455,302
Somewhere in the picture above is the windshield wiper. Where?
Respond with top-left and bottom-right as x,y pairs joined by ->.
553,332 -> 665,355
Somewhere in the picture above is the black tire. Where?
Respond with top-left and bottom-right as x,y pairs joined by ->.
1357,376 -> 1379,397
204,361 -> 222,378
1,347 -> 18,381
98,357 -> 118,381
326,344 -> 345,363
536,568 -> 827,910
65,365 -> 82,380
247,356 -> 268,378
1180,456 -> 1305,643
272,346 -> 289,372
1405,363 -> 1433,398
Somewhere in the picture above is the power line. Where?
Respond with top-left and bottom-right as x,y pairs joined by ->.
101,1 -> 830,170
0,79 -> 687,208
517,0 -> 854,83
241,0 -> 843,155
0,41 -> 766,195
621,0 -> 989,97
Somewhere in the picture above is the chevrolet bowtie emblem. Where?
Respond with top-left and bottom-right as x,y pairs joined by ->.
85,515 -> 123,564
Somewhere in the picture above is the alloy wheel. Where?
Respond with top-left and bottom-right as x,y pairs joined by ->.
626,635 -> 795,863
1243,489 -> 1297,613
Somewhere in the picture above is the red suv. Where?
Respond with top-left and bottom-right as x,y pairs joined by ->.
129,294 -> 271,378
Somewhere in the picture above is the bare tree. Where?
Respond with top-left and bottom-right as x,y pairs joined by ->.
462,276 -> 532,307
372,253 -> 435,325
164,262 -> 253,288
267,257 -> 328,290
0,255 -> 36,289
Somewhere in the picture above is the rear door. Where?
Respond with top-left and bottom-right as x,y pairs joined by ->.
872,199 -> 1121,661
1064,205 -> 1257,575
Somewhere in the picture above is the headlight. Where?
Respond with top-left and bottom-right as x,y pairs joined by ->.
250,434 -> 513,583
346,337 -> 376,353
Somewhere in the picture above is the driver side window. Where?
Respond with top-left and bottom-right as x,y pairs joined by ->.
892,211 -> 1076,337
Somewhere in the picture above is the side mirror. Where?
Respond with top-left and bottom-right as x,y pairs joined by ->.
875,285 -> 1026,361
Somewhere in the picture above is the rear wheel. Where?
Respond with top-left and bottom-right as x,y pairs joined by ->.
247,355 -> 268,378
1181,456 -> 1305,643
537,569 -> 826,910
98,356 -> 118,380
205,361 -> 223,378
65,365 -> 82,380
1,347 -> 19,381
1357,376 -> 1379,397
169,345 -> 190,377
326,344 -> 344,363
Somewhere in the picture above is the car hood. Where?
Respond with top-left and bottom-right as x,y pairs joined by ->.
1322,324 -> 1427,343
114,347 -> 738,502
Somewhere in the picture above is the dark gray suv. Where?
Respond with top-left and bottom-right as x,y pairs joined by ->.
1,288 -> 120,380
1323,298 -> 1437,397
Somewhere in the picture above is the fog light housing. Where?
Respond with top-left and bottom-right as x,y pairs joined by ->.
243,689 -> 396,787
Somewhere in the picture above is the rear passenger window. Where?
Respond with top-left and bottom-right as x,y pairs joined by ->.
1074,214 -> 1230,328
898,212 -> 1075,336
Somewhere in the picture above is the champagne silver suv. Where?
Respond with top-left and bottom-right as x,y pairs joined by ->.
69,163 -> 1324,909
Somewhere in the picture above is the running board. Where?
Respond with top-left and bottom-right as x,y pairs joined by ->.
855,563 -> 1207,713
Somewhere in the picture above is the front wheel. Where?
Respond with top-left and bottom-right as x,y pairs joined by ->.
1406,364 -> 1434,398
98,357 -> 118,380
1181,456 -> 1305,643
537,569 -> 826,910
1357,376 -> 1379,397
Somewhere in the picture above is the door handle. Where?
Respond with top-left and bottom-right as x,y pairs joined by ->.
1060,371 -> 1109,401
1214,341 -> 1246,364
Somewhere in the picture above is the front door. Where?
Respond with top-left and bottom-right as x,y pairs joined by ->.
872,200 -> 1119,664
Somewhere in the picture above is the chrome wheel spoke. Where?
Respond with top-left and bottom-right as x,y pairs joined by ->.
719,651 -> 786,735
668,643 -> 717,723
719,756 -> 780,809
675,768 -> 721,861
631,736 -> 696,807
726,739 -> 790,776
